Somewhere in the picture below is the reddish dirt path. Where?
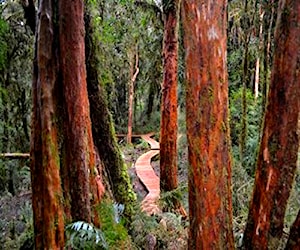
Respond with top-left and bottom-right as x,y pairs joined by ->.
135,133 -> 160,215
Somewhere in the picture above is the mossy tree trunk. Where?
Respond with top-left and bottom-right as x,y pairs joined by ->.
31,1 -> 103,248
84,3 -> 136,222
243,0 -> 300,248
182,0 -> 234,248
160,0 -> 180,199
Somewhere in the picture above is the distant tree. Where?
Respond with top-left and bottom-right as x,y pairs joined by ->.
182,0 -> 234,248
127,44 -> 139,144
159,0 -> 180,204
243,0 -> 300,248
31,1 -> 103,248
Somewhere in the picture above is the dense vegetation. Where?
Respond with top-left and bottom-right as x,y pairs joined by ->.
0,0 -> 299,249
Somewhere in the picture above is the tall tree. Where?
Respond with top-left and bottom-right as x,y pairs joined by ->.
261,0 -> 276,114
31,1 -> 103,248
243,0 -> 300,248
84,1 -> 136,222
182,0 -> 234,248
160,0 -> 179,198
127,44 -> 139,144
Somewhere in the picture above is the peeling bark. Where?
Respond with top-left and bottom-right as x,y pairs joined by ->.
243,0 -> 300,248
182,0 -> 234,248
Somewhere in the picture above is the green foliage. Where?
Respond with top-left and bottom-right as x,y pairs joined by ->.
159,184 -> 187,212
0,18 -> 8,70
65,221 -> 108,250
130,208 -> 187,249
135,110 -> 161,134
162,0 -> 176,12
17,201 -> 34,249
97,201 -> 131,248
90,0 -> 163,130
0,1 -> 33,195
229,88 -> 262,176
135,138 -> 150,150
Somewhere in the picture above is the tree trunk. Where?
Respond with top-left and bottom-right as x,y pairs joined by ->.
59,0 -> 97,222
182,0 -> 234,248
84,5 -> 136,222
146,83 -> 155,119
160,0 -> 179,199
240,0 -> 252,168
254,7 -> 264,99
31,1 -> 65,247
285,210 -> 300,249
261,0 -> 276,115
127,46 -> 139,144
243,0 -> 300,248
31,1 -> 103,248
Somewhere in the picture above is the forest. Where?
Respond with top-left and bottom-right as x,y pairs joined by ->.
0,0 -> 299,249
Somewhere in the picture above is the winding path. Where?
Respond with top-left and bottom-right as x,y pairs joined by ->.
135,133 -> 161,215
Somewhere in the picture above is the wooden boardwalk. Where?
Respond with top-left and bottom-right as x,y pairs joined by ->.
135,133 -> 160,215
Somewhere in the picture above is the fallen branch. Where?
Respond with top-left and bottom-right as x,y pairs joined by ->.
0,153 -> 30,159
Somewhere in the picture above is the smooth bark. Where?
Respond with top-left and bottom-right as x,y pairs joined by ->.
160,0 -> 179,197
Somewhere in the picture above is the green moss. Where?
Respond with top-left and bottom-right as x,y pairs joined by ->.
97,199 -> 132,247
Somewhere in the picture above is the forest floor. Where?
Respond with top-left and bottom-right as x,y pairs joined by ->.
0,134 -> 190,249
0,134 -> 298,249
0,190 -> 33,249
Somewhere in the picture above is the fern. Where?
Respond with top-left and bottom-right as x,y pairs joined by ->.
65,221 -> 108,250
113,202 -> 124,223
160,184 -> 187,211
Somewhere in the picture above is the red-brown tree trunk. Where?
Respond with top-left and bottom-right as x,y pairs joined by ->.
31,2 -> 65,248
243,0 -> 300,248
182,0 -> 234,248
59,0 -> 101,222
31,1 -> 103,248
160,0 -> 179,196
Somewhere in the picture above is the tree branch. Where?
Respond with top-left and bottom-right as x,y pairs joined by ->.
0,153 -> 30,159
